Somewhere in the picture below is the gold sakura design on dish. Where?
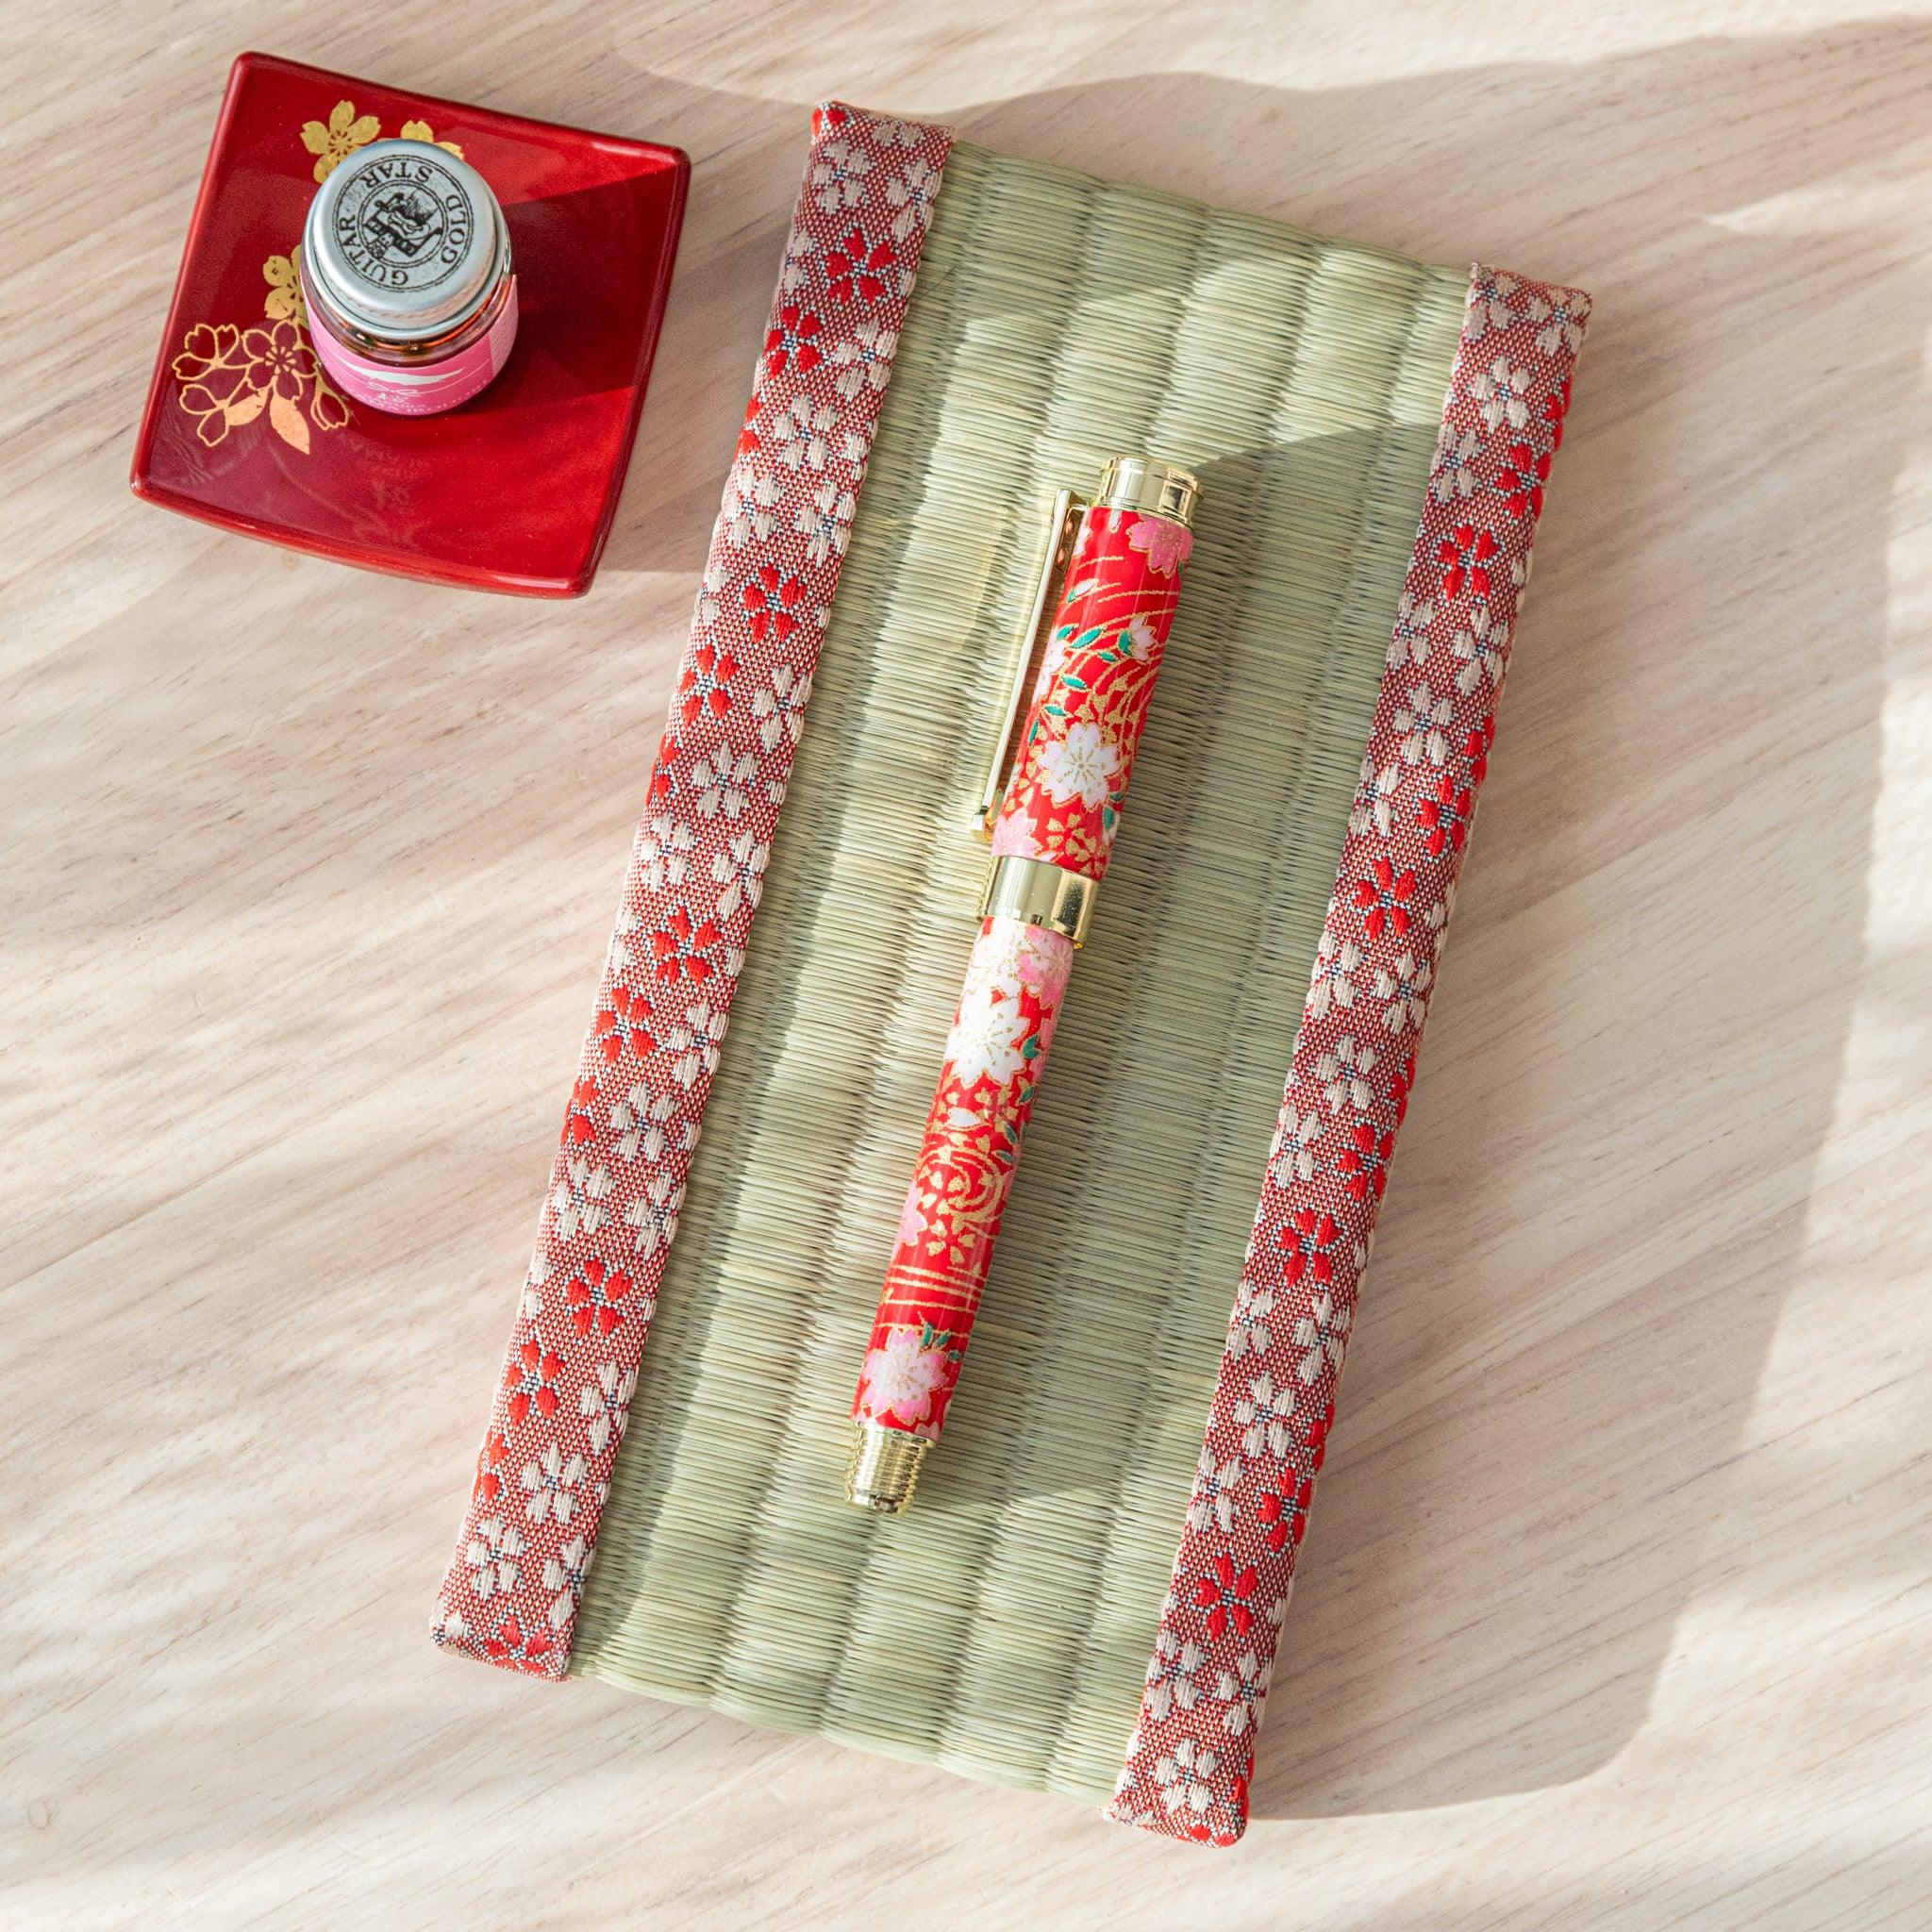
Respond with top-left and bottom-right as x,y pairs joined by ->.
172,245 -> 349,454
169,100 -> 468,452
299,97 -> 464,181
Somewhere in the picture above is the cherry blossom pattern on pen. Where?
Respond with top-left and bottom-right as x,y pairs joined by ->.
855,497 -> 1195,1440
989,503 -> 1192,881
854,917 -> 1074,1441
431,103 -> 954,1679
1107,262 -> 1589,1846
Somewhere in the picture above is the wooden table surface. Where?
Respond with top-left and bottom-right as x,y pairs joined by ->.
7,3 -> 1930,1925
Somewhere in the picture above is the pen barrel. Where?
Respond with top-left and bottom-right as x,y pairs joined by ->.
849,478 -> 1195,1511
851,913 -> 1074,1470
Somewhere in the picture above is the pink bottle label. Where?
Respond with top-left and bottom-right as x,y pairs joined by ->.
312,277 -> 519,417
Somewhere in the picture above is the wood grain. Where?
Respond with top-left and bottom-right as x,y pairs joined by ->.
4,3 -> 1930,1925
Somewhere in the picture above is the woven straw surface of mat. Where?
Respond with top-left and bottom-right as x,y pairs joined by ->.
570,139 -> 1467,1803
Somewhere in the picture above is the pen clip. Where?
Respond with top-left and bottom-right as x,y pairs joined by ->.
971,488 -> 1085,841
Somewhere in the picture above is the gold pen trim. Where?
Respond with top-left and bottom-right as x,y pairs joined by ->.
1095,455 -> 1199,527
971,488 -> 1083,841
979,856 -> 1095,945
846,1420 -> 929,1514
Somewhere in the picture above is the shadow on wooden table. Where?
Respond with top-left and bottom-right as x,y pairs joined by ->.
605,19 -> 1924,1822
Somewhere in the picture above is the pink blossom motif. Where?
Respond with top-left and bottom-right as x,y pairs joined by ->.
1035,719 -> 1123,809
1234,1373 -> 1295,1460
692,747 -> 756,821
1375,950 -> 1434,1034
1318,1035 -> 1376,1112
1306,927 -> 1360,1019
830,321 -> 897,399
810,136 -> 873,214
752,663 -> 811,750
576,1361 -> 636,1457
988,812 -> 1043,860
858,1326 -> 949,1427
1294,1289 -> 1350,1385
1465,268 -> 1521,338
1214,1649 -> 1271,1738
543,1534 -> 590,1631
1028,625 -> 1073,705
1387,591 -> 1435,670
1124,511 -> 1194,578
1526,289 -> 1589,357
1230,1282 -> 1274,1357
793,476 -> 857,561
711,830 -> 769,922
520,1441 -> 587,1525
885,158 -> 939,243
1395,681 -> 1454,765
1270,1103 -> 1320,1187
625,1170 -> 684,1258
466,1515 -> 524,1600
959,918 -> 1027,1002
1015,926 -> 1074,1008
1188,1443 -> 1244,1534
1154,1735 -> 1220,1819
894,1179 -> 928,1251
1471,355 -> 1532,429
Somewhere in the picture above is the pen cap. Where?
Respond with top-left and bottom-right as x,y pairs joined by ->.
988,456 -> 1199,885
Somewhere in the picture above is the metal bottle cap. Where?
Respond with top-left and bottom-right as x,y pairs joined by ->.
303,139 -> 509,341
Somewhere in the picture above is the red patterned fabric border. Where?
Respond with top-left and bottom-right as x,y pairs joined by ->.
1106,264 -> 1591,1844
431,103 -> 954,1676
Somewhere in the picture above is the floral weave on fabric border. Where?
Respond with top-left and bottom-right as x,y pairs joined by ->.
1105,264 -> 1590,1845
431,103 -> 954,1677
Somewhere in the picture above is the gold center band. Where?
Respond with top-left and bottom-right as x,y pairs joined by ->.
979,854 -> 1096,945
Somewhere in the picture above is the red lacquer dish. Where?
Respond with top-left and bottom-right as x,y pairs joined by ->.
130,52 -> 689,596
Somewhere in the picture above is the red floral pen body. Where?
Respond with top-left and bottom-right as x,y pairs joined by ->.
848,457 -> 1200,1512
